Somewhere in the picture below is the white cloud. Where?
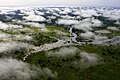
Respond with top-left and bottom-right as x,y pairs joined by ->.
95,30 -> 111,34
0,58 -> 57,80
0,58 -> 38,80
24,15 -> 46,22
0,42 -> 31,54
14,35 -> 33,41
42,68 -> 57,78
91,19 -> 103,27
81,9 -> 98,17
94,35 -> 108,41
57,19 -> 79,25
24,22 -> 45,28
0,33 -> 10,40
72,17 -> 103,31
0,21 -> 23,30
72,22 -> 92,31
74,52 -> 103,68
102,9 -> 120,20
80,31 -> 95,39
73,52 -> 103,69
107,27 -> 119,31
80,52 -> 100,64
47,47 -> 79,57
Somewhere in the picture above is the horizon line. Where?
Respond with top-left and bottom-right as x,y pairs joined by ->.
0,5 -> 120,8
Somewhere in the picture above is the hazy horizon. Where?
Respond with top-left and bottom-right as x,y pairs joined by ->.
0,0 -> 119,7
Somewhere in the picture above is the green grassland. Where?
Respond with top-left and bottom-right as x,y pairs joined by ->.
105,30 -> 120,38
1,22 -> 120,80
46,25 -> 69,33
25,45 -> 120,80
32,32 -> 58,46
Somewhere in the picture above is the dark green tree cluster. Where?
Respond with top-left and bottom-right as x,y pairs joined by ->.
33,33 -> 57,46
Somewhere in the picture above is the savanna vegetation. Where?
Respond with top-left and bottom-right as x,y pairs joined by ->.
32,33 -> 58,46
25,45 -> 120,80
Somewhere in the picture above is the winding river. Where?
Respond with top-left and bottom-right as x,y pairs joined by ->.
23,27 -> 81,61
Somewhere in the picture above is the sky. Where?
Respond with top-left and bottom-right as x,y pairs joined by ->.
0,0 -> 119,7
